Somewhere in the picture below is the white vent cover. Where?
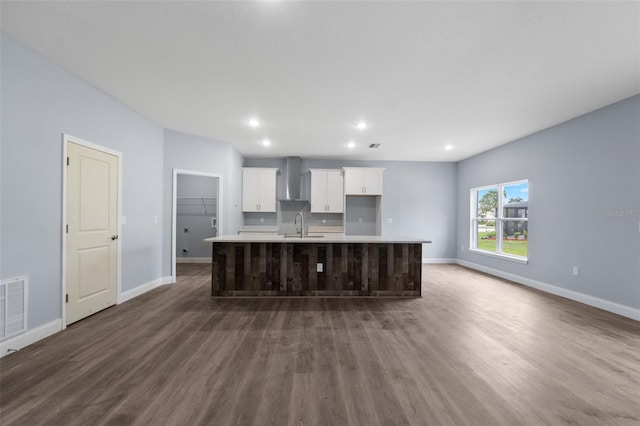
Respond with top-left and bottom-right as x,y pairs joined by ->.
0,276 -> 28,340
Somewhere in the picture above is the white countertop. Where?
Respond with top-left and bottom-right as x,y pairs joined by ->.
204,234 -> 431,244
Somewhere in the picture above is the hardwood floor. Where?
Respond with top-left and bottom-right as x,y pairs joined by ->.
1,264 -> 638,425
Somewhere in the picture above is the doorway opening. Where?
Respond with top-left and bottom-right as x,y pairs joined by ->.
171,170 -> 222,282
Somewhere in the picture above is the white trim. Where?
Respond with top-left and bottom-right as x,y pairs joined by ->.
422,258 -> 457,264
0,274 -> 167,355
62,134 -> 123,330
468,248 -> 528,264
497,184 -> 504,253
0,319 -> 62,358
118,276 -> 173,304
470,179 -> 529,261
471,179 -> 528,193
172,169 -> 223,283
457,259 -> 640,321
176,257 -> 210,264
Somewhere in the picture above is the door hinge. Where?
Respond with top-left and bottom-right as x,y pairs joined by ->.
66,294 -> 69,303
67,157 -> 69,166
66,224 -> 69,233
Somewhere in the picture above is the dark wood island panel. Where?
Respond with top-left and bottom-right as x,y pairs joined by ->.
211,242 -> 422,297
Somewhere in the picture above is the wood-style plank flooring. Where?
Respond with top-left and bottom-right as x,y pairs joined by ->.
1,264 -> 639,425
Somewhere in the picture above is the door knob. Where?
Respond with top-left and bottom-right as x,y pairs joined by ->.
111,235 -> 119,240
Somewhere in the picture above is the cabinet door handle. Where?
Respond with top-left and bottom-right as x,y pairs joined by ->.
111,235 -> 118,240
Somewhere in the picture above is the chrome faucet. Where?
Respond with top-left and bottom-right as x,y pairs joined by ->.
294,211 -> 304,238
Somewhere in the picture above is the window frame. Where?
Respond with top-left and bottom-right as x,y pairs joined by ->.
469,179 -> 528,263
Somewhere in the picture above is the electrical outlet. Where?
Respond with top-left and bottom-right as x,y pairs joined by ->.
572,267 -> 579,276
359,217 -> 363,223
154,216 -> 158,224
122,215 -> 126,225
316,263 -> 323,273
260,217 -> 264,223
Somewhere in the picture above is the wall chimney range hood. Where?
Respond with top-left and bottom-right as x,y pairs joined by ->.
280,156 -> 306,201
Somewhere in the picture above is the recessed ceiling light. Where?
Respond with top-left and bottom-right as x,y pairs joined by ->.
347,141 -> 356,149
248,117 -> 260,128
262,139 -> 271,146
355,121 -> 367,130
444,144 -> 454,151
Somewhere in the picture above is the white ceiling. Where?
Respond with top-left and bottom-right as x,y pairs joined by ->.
1,1 -> 638,162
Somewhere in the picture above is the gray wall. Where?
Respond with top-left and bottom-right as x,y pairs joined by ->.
0,34 -> 165,328
162,129 -> 243,275
345,196 -> 378,236
243,157 -> 458,260
3,30 -> 635,336
176,175 -> 219,258
457,95 -> 640,310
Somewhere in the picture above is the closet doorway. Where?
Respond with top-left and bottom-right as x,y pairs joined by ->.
171,169 -> 222,282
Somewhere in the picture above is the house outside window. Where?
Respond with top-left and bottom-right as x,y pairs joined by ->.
470,180 -> 528,262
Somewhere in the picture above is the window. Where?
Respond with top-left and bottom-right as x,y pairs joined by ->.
471,180 -> 528,261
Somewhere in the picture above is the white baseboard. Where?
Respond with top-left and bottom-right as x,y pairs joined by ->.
457,259 -> 640,321
1,276 -> 173,358
176,257 -> 210,264
422,258 -> 457,264
0,319 -> 62,358
118,275 -> 173,304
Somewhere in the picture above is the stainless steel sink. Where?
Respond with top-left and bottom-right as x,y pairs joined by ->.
283,234 -> 325,239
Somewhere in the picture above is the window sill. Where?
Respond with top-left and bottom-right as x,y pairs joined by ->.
469,248 -> 528,264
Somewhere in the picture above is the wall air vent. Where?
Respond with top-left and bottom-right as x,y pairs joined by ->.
369,144 -> 381,149
0,276 -> 28,341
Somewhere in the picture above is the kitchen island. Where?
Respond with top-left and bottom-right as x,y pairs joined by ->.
204,234 -> 430,297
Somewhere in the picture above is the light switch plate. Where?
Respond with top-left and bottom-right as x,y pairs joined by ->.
316,263 -> 323,273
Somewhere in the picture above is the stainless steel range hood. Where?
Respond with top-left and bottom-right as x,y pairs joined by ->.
280,156 -> 306,201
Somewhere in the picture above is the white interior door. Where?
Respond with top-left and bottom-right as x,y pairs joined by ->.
66,141 -> 119,325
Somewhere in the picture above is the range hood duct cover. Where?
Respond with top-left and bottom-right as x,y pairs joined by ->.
283,156 -> 303,201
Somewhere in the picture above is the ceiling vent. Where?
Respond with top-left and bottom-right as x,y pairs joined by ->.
369,144 -> 381,149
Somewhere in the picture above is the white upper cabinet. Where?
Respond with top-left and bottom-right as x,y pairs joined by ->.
242,168 -> 277,212
343,167 -> 384,195
310,169 -> 344,213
